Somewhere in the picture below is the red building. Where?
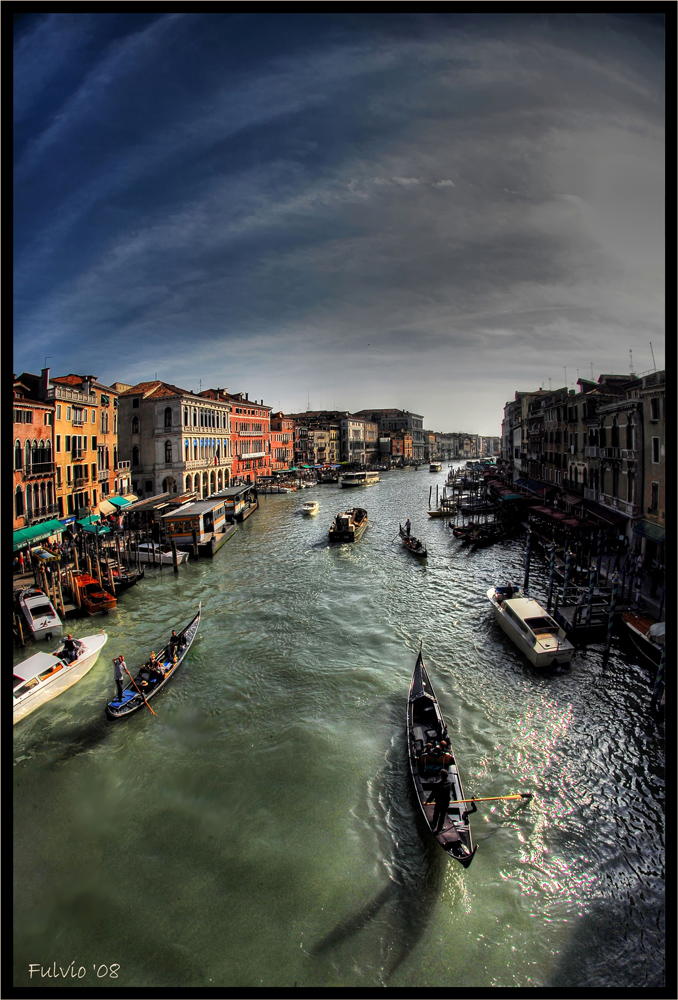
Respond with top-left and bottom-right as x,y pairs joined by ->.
13,374 -> 57,531
270,412 -> 295,472
200,389 -> 272,483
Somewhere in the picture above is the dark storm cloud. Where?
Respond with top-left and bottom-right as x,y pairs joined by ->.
13,13 -> 664,432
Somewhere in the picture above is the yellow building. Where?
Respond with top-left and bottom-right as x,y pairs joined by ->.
42,371 -> 121,520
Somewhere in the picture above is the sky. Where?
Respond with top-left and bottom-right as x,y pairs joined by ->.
13,12 -> 666,435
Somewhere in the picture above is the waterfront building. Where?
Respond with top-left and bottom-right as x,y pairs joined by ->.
26,369 -> 121,520
200,389 -> 271,484
353,408 -> 425,463
13,373 -> 57,531
118,380 -> 233,499
380,429 -> 413,464
270,412 -> 294,472
634,370 -> 665,564
289,412 -> 341,467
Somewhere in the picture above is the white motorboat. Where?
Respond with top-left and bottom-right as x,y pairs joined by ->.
17,587 -> 63,642
301,500 -> 319,515
132,542 -> 189,564
13,631 -> 108,724
487,585 -> 575,668
429,462 -> 442,472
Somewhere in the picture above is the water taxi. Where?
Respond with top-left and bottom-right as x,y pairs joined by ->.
429,462 -> 442,472
131,542 -> 189,565
339,471 -> 380,488
13,631 -> 108,724
301,500 -> 319,516
17,587 -> 63,643
328,508 -> 368,543
210,484 -> 259,520
487,585 -> 575,668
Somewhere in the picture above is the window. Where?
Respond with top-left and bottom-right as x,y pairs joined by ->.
56,467 -> 62,486
650,482 -> 659,510
145,480 -> 153,494
650,397 -> 660,421
56,404 -> 62,419
165,440 -> 172,463
652,437 -> 660,464
14,440 -> 22,469
67,407 -> 71,420
132,398 -> 140,408
132,446 -> 140,467
56,435 -> 61,453
131,415 -> 140,434
92,410 -> 96,423
164,407 -> 172,428
15,486 -> 24,517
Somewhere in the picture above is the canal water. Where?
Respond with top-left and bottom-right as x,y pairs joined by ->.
13,466 -> 665,989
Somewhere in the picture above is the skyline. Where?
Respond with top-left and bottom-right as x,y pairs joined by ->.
14,13 -> 665,435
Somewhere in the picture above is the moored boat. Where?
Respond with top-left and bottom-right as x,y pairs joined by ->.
13,631 -> 108,724
487,585 -> 575,667
105,606 -> 201,719
301,500 -> 319,516
328,508 -> 368,543
17,587 -> 63,642
399,524 -> 427,558
102,565 -> 145,596
621,612 -> 665,668
71,571 -> 117,615
131,542 -> 189,565
407,651 -> 476,866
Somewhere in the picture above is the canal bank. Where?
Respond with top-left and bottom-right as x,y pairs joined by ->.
13,466 -> 664,989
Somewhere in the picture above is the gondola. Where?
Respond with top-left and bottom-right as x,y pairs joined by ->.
105,605 -> 201,719
101,564 -> 145,597
399,525 -> 427,559
407,650 -> 476,867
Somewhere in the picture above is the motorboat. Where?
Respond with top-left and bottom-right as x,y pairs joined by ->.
17,587 -> 63,643
429,462 -> 442,472
621,612 -> 665,668
487,585 -> 575,668
13,631 -> 108,724
328,508 -> 368,543
132,542 -> 189,565
70,571 -> 117,615
301,500 -> 319,516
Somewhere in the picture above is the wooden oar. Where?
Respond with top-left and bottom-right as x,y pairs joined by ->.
123,664 -> 157,717
448,793 -> 532,805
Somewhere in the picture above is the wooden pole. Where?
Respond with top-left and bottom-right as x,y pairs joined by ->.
171,539 -> 179,573
56,571 -> 66,617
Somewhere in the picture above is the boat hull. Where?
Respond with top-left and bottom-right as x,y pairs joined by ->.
18,588 -> 63,642
488,588 -> 575,667
407,652 -> 476,866
13,633 -> 108,724
328,508 -> 368,543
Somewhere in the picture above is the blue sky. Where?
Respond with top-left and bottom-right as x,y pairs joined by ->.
13,13 -> 665,434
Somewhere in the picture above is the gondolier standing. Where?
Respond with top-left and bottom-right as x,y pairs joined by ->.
113,655 -> 127,702
426,768 -> 452,832
405,518 -> 411,536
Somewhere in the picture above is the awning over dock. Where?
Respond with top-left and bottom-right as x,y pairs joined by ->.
13,519 -> 66,551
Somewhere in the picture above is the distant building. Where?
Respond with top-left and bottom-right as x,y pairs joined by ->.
270,412 -> 295,471
200,389 -> 272,483
353,408 -> 425,463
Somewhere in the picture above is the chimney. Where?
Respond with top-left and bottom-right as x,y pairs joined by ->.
245,392 -> 248,401
39,367 -> 50,400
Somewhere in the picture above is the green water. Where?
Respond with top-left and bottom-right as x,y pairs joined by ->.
13,467 -> 665,988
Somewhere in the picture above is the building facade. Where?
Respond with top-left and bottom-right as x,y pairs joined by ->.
353,408 -> 425,463
270,412 -> 295,472
200,389 -> 272,484
13,373 -> 57,530
118,381 -> 233,499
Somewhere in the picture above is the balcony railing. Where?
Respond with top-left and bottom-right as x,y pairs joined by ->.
23,461 -> 55,477
584,446 -> 599,458
98,469 -> 110,481
46,386 -> 91,404
26,504 -> 60,525
598,493 -> 639,517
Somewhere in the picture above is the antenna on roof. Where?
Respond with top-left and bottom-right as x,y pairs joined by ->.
563,366 -> 567,386
649,342 -> 656,369
590,362 -> 594,379
629,350 -> 633,373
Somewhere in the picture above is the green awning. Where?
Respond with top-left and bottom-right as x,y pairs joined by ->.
77,514 -> 101,526
633,520 -> 665,543
13,519 -> 66,552
106,495 -> 133,508
80,522 -> 111,535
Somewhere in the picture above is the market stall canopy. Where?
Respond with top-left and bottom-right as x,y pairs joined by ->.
77,514 -> 101,526
13,519 -> 66,552
98,499 -> 118,515
107,495 -> 134,508
80,522 -> 111,535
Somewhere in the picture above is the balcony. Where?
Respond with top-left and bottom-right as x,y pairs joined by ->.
46,386 -> 90,404
26,504 -> 60,525
115,461 -> 131,471
98,469 -> 110,482
584,446 -> 599,458
23,461 -> 55,478
621,449 -> 635,460
584,488 -> 599,501
598,493 -> 640,517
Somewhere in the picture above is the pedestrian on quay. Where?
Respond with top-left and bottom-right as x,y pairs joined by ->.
18,551 -> 25,574
113,655 -> 127,702
649,560 -> 663,599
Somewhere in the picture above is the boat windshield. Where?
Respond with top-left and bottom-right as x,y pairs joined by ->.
25,603 -> 54,620
524,616 -> 558,633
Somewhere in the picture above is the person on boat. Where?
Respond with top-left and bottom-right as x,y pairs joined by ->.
405,518 -> 411,536
113,655 -> 127,701
425,768 -> 452,833
62,634 -> 82,664
416,742 -> 436,776
147,652 -> 164,680
430,745 -> 453,771
169,629 -> 186,653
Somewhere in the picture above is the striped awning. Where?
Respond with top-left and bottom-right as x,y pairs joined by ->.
13,519 -> 66,552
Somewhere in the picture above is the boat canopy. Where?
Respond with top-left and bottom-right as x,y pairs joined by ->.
13,651 -> 62,683
647,622 -> 665,645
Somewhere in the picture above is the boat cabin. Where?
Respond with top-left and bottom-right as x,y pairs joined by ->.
162,498 -> 229,549
340,471 -> 380,487
210,484 -> 257,521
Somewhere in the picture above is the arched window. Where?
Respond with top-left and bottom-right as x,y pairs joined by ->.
183,407 -> 188,426
47,482 -> 54,506
193,440 -> 198,461
25,441 -> 32,469
165,440 -> 172,463
164,407 -> 172,428
15,485 -> 24,517
15,439 -> 22,470
185,475 -> 192,491
132,415 -> 140,434
193,408 -> 197,426
132,445 -> 140,467
40,482 -> 47,509
25,485 -> 33,515
185,439 -> 190,462
193,473 -> 200,493
611,418 -> 619,448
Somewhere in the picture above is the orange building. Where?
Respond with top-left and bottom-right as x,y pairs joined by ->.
200,389 -> 272,483
13,373 -> 57,531
270,412 -> 294,472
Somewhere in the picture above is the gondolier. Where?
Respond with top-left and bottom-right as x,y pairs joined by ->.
113,655 -> 126,701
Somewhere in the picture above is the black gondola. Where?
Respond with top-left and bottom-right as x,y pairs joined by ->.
399,524 -> 427,559
407,650 -> 476,867
103,565 -> 145,597
105,605 -> 201,719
